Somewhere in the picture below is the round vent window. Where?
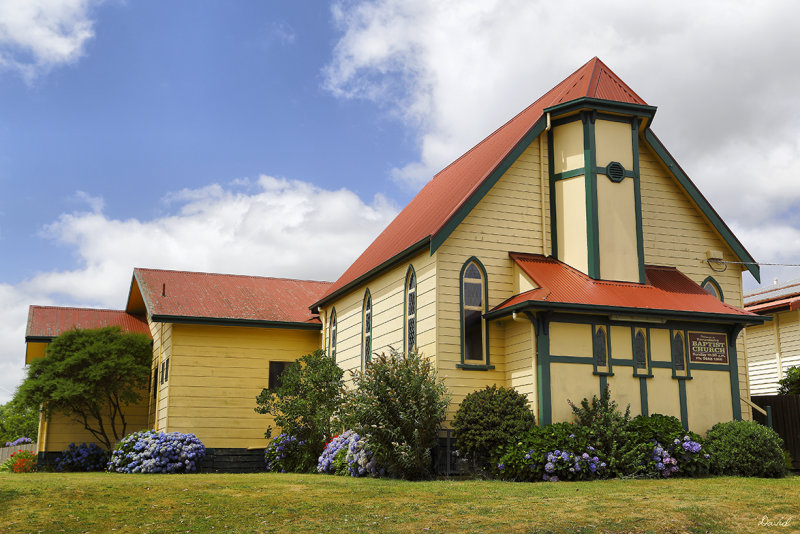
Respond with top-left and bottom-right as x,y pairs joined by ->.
607,161 -> 625,182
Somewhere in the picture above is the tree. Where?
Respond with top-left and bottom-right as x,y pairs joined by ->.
0,394 -> 40,444
16,327 -> 152,450
254,350 -> 344,472
778,365 -> 800,395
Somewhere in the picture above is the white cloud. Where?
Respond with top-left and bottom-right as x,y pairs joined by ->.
0,177 -> 398,402
325,0 -> 800,288
0,0 -> 99,81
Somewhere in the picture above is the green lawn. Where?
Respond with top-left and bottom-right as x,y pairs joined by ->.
0,472 -> 797,533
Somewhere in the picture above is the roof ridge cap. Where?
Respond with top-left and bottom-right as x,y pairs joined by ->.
30,305 -> 129,313
134,267 -> 333,285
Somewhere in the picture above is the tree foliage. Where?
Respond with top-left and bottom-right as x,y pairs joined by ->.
778,365 -> 800,395
0,394 -> 40,444
254,350 -> 344,472
16,327 -> 152,450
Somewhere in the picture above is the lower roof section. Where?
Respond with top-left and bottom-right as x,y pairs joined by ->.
488,253 -> 765,325
26,306 -> 150,342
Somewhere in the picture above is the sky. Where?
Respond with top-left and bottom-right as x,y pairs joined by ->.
2,0 -> 800,403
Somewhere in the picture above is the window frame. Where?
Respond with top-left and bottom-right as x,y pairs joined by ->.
592,324 -> 613,376
670,329 -> 690,379
268,361 -> 291,391
457,257 -> 493,370
328,308 -> 337,360
632,327 -> 652,378
362,290 -> 372,368
404,266 -> 417,354
700,276 -> 724,302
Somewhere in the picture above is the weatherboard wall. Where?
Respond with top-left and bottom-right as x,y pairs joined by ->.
744,309 -> 800,395
159,323 -> 320,449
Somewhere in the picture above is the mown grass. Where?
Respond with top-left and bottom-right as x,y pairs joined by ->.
0,472 -> 797,533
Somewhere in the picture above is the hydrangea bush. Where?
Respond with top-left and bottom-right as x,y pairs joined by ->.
107,430 -> 205,474
344,432 -> 384,477
55,442 -> 108,472
317,431 -> 354,474
4,436 -> 33,447
265,433 -> 306,473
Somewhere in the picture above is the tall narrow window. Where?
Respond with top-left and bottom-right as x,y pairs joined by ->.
672,331 -> 686,374
633,329 -> 648,373
462,261 -> 485,362
329,309 -> 337,359
593,326 -> 608,369
363,291 -> 372,364
405,267 -> 417,353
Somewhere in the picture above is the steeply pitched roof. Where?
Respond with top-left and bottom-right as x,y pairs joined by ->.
26,306 -> 151,341
313,57 -> 758,308
487,253 -> 763,324
130,268 -> 331,327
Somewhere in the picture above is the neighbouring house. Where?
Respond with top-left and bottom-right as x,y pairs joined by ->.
743,279 -> 800,395
24,58 -> 765,469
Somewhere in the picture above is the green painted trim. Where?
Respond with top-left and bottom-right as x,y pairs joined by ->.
550,355 -> 595,365
430,118 -> 548,253
583,112 -> 600,278
700,276 -> 725,302
596,112 -> 639,125
678,379 -> 688,430
599,374 -> 608,393
553,168 -> 586,181
456,363 -> 496,371
639,377 -> 649,416
530,312 -> 552,426
631,327 -> 651,377
596,165 -> 635,180
403,265 -> 417,354
544,98 -> 657,121
25,335 -> 54,343
650,361 -> 672,369
150,315 -> 321,330
548,127 -> 558,258
361,289 -> 371,371
550,114 -> 584,127
311,237 -> 429,310
643,130 -> 760,282
459,257 -> 490,366
632,118 -> 646,284
484,299 -> 766,324
591,322 -> 613,375
729,327 -> 743,420
690,363 -> 731,372
611,358 -> 634,367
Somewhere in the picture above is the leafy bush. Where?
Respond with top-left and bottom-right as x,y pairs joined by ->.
705,420 -> 786,477
344,432 -> 384,477
338,349 -> 450,480
107,430 -> 206,474
55,442 -> 108,472
265,433 -> 307,473
0,449 -> 37,473
625,414 -> 684,445
452,385 -> 536,468
778,365 -> 800,395
255,350 -> 344,473
317,431 -> 354,475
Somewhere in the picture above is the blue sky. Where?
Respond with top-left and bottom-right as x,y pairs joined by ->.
2,0 -> 800,402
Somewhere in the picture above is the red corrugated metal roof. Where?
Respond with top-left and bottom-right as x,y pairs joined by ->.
133,268 -> 332,324
491,253 -> 761,321
745,297 -> 800,314
26,306 -> 151,339
314,57 -> 647,307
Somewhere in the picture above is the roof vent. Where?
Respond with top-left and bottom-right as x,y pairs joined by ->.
607,161 -> 625,182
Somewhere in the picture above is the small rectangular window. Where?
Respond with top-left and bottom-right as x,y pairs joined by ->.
152,367 -> 158,398
269,361 -> 291,390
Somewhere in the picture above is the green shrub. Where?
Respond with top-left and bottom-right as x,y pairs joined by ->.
452,385 -> 536,468
705,420 -> 786,477
778,365 -> 800,395
255,350 -> 344,473
338,349 -> 450,480
625,414 -> 684,445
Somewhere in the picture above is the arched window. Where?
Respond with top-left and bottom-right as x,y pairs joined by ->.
593,326 -> 608,370
363,291 -> 372,364
328,309 -> 337,360
462,260 -> 486,363
405,267 -> 417,353
671,331 -> 685,374
701,277 -> 723,301
633,328 -> 648,373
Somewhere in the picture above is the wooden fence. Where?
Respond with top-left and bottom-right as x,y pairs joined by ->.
0,443 -> 37,463
752,395 -> 800,470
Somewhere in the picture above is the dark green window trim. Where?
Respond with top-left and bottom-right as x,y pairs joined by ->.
632,327 -> 651,378
701,276 -> 724,302
456,363 -> 496,371
639,377 -> 649,417
552,168 -> 586,181
592,323 -> 613,376
361,289 -> 372,370
529,312 -> 552,426
632,118 -> 646,284
459,257 -> 490,368
678,379 -> 689,430
328,308 -> 337,360
583,111 -> 601,279
543,98 -> 657,122
548,127 -> 558,258
670,329 -> 691,379
403,265 -> 417,354
729,327 -> 743,420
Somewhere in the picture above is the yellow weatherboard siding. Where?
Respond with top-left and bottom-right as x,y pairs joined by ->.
552,120 -> 584,173
555,175 -> 588,274
162,323 -> 319,449
504,317 -> 537,415
595,119 -> 633,169
597,176 -> 638,281
549,322 -> 592,357
745,309 -> 800,395
686,370 -> 733,433
436,134 -> 549,417
549,362 -> 597,423
321,248 -> 437,386
25,341 -> 47,364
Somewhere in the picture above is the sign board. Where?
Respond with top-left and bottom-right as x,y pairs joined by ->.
688,332 -> 728,364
